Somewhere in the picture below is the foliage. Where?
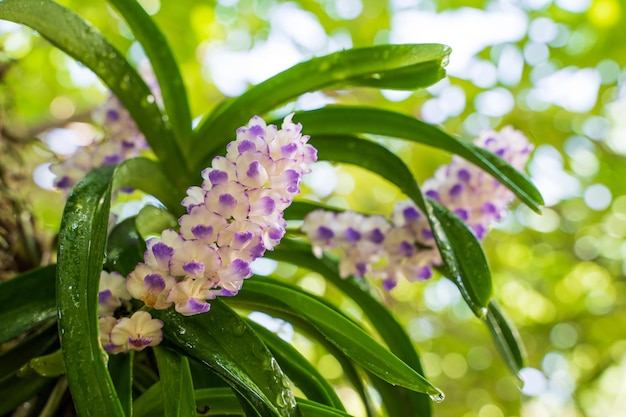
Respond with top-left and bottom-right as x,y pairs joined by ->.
1,0 -> 624,416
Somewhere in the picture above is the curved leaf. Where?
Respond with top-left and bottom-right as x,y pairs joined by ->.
0,323 -> 58,383
267,239 -> 432,416
0,0 -> 191,188
236,277 -> 443,399
294,106 -> 543,213
485,300 -> 527,381
152,299 -> 298,417
0,265 -> 56,344
0,372 -> 54,416
313,134 -> 493,314
106,0 -> 192,148
105,217 -> 145,276
245,319 -> 345,410
113,157 -> 185,216
56,166 -> 125,417
191,44 -> 450,170
154,347 -> 196,417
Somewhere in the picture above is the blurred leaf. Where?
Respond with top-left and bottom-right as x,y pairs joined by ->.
313,134 -> 493,315
0,323 -> 58,383
113,157 -> 185,215
135,205 -> 178,239
0,0 -> 191,189
268,239 -> 432,416
295,106 -> 543,213
152,298 -> 298,417
191,44 -> 450,170
0,372 -> 54,416
485,300 -> 527,380
26,349 -> 65,378
108,353 -> 134,417
107,0 -> 192,148
237,277 -> 443,399
154,346 -> 196,417
105,216 -> 145,276
56,165 -> 125,417
0,265 -> 56,344
245,319 -> 345,410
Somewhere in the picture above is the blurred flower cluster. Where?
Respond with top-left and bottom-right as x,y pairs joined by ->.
302,126 -> 532,290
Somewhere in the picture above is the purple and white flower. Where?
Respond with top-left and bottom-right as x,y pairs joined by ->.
301,126 -> 533,289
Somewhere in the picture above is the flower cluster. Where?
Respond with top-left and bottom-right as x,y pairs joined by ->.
126,114 -> 317,316
50,62 -> 158,192
302,126 -> 532,290
97,271 -> 163,354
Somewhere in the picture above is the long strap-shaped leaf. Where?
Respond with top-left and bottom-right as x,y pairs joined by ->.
191,44 -> 451,170
293,106 -> 543,213
267,239 -> 432,416
152,298 -> 299,417
236,277 -> 444,400
0,265 -> 56,344
106,0 -> 192,149
246,320 -> 345,411
56,166 -> 125,417
153,347 -> 196,417
0,0 -> 191,189
313,134 -> 492,315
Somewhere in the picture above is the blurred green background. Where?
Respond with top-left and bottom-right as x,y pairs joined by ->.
1,0 -> 625,416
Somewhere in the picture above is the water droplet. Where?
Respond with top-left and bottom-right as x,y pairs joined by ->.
370,73 -> 381,79
146,94 -> 155,104
428,389 -> 445,403
478,307 -> 489,319
178,327 -> 186,335
120,75 -> 131,91
232,322 -> 246,336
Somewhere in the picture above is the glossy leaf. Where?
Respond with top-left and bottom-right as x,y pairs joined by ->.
191,43 -> 450,170
0,265 -> 56,344
0,372 -> 54,416
152,299 -> 298,417
294,106 -> 543,213
154,346 -> 196,417
313,134 -> 493,314
56,166 -> 125,417
267,238 -> 432,416
108,353 -> 134,417
237,277 -> 443,399
245,319 -> 345,410
484,300 -> 527,380
107,0 -> 192,148
0,0 -> 191,189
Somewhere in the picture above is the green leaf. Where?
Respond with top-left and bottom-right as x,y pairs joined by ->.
0,0 -> 191,189
267,239 -> 432,416
105,217 -> 145,276
56,165 -> 126,417
26,349 -> 66,378
106,0 -> 192,149
236,277 -> 443,399
0,372 -> 54,416
113,157 -> 185,216
294,106 -> 543,213
484,300 -> 527,380
0,265 -> 56,344
191,44 -> 450,170
154,346 -> 197,417
429,200 -> 493,313
108,353 -> 134,417
0,323 -> 58,383
135,205 -> 178,239
152,298 -> 298,417
245,319 -> 345,410
312,134 -> 492,315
